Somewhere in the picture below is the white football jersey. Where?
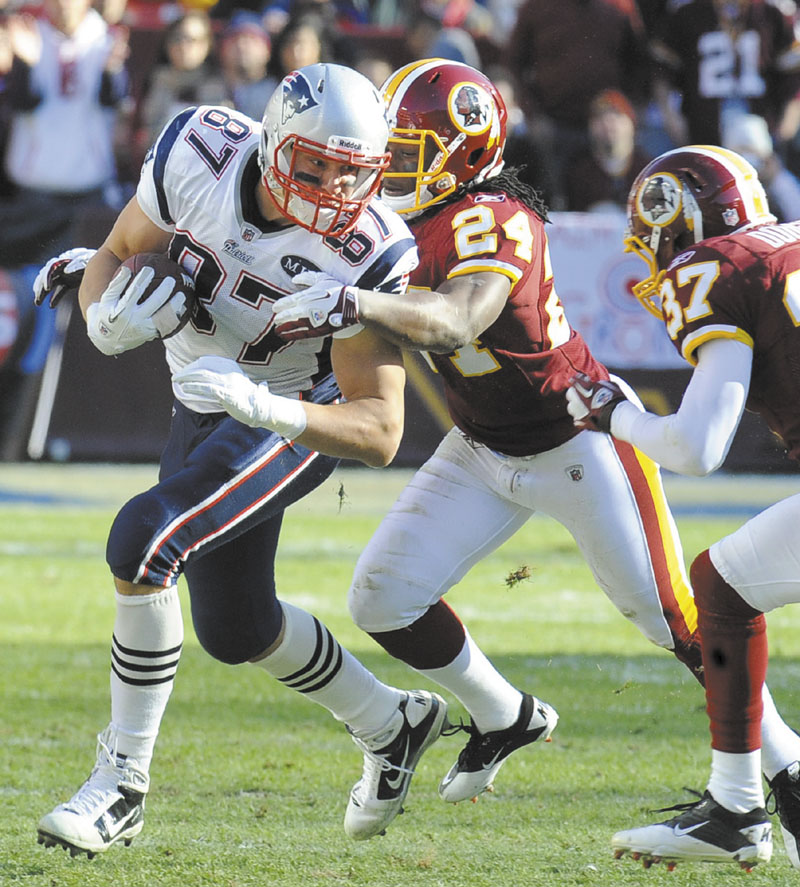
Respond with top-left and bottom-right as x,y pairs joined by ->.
136,105 -> 418,410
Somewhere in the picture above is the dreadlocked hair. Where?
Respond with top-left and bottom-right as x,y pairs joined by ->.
463,166 -> 549,222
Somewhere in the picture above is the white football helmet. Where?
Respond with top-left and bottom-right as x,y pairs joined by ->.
258,63 -> 391,236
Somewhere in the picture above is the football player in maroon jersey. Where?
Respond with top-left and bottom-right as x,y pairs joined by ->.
568,145 -> 800,870
269,60 -> 800,819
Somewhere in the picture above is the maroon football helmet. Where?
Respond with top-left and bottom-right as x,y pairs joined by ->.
380,59 -> 507,216
624,145 -> 775,316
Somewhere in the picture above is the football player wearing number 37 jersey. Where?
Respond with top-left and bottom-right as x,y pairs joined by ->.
34,64 -> 450,856
270,60 -> 800,823
570,147 -> 800,870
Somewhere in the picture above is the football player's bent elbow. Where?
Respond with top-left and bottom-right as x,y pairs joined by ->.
669,432 -> 728,477
681,449 -> 726,477
357,414 -> 403,468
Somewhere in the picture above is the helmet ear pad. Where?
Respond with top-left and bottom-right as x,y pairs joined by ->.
670,226 -> 694,260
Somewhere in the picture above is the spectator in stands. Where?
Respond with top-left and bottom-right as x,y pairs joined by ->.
218,10 -> 277,122
260,0 -> 371,33
483,0 -> 524,46
506,0 -> 650,210
563,88 -> 653,215
265,14 -> 332,82
404,8 -> 481,69
95,0 -> 127,26
137,10 -> 230,155
489,65 -> 557,207
0,17 -> 14,200
723,112 -> 800,223
649,0 -> 800,149
422,0 -> 494,42
0,0 -> 130,267
353,52 -> 393,89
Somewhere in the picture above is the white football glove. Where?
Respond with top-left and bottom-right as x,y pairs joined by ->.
272,271 -> 363,341
86,265 -> 187,356
172,355 -> 307,438
33,247 -> 96,307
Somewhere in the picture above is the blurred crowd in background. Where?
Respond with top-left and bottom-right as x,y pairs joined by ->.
4,0 -> 800,266
2,0 -> 800,461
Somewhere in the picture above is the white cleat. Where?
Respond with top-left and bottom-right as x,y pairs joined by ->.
37,728 -> 149,858
345,690 -> 448,840
611,790 -> 772,872
439,694 -> 557,804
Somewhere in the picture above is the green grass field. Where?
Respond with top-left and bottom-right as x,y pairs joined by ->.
2,464 -> 800,887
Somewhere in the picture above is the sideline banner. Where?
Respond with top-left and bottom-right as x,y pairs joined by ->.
547,212 -> 686,370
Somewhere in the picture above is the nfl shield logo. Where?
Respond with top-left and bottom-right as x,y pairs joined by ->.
566,464 -> 584,482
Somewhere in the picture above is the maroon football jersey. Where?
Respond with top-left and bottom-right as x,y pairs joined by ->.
662,221 -> 800,461
408,192 -> 607,456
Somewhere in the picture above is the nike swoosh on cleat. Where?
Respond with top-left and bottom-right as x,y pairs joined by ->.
98,807 -> 140,843
476,747 -> 508,771
673,822 -> 707,837
384,738 -> 412,792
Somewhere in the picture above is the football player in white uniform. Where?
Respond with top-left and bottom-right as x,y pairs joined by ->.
33,63 -> 447,857
568,146 -> 800,870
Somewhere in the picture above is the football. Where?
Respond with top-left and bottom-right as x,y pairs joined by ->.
121,252 -> 196,339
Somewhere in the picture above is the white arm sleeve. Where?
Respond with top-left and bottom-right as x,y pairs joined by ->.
610,337 -> 753,476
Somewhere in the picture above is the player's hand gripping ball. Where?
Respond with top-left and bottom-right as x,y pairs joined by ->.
120,252 -> 196,340
87,253 -> 196,356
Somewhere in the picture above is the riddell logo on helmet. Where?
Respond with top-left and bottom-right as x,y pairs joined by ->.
330,136 -> 369,153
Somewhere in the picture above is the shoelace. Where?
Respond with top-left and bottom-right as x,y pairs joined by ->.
442,720 -> 470,738
650,787 -> 705,815
64,736 -> 148,815
766,789 -> 778,816
64,741 -> 122,816
766,783 -> 800,830
98,729 -> 149,793
350,735 -> 415,779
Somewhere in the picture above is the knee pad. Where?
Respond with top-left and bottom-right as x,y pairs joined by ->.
348,561 -> 398,632
107,489 -> 177,585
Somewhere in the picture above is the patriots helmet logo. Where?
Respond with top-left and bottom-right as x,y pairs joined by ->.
281,71 -> 319,125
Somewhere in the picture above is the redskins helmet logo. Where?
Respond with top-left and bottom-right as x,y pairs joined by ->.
636,173 -> 682,227
448,82 -> 492,134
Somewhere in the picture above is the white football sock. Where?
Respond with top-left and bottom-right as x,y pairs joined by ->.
416,629 -> 522,733
760,684 -> 800,779
109,585 -> 183,770
708,748 -> 764,813
251,600 -> 404,736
